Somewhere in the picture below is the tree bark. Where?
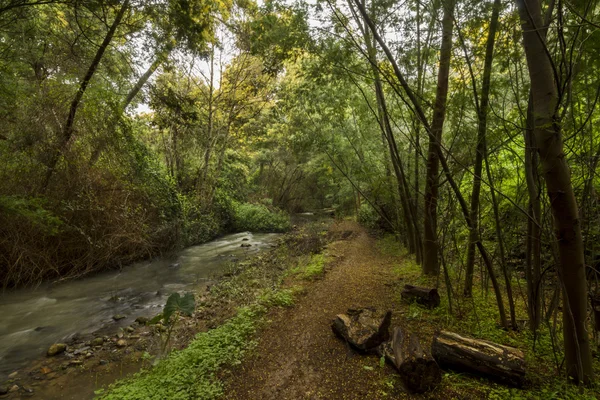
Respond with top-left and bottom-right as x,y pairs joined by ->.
422,0 -> 455,276
432,330 -> 526,387
524,93 -> 542,332
516,0 -> 593,384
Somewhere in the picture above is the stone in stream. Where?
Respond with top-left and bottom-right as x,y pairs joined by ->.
116,339 -> 127,348
9,385 -> 19,393
135,316 -> 149,325
112,314 -> 126,321
241,243 -> 252,248
7,371 -> 17,379
91,337 -> 104,347
47,343 -> 67,357
126,326 -> 134,333
331,308 -> 392,351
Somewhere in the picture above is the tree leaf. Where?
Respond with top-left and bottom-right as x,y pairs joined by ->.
163,292 -> 195,324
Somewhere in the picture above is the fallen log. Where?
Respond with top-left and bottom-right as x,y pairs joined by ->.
331,308 -> 391,351
432,330 -> 526,387
401,285 -> 440,308
391,327 -> 441,393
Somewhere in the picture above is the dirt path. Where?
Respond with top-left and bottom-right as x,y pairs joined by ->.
225,221 -> 404,399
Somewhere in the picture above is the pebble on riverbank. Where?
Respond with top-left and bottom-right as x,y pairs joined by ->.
47,343 -> 67,357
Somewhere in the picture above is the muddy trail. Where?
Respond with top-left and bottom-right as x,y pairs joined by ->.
224,220 -> 403,399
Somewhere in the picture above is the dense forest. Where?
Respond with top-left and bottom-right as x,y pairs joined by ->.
2,0 -> 600,396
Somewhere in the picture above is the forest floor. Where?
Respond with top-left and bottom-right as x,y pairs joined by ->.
5,220 -> 600,399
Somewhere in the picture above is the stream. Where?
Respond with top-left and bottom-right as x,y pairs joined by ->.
0,231 -> 281,380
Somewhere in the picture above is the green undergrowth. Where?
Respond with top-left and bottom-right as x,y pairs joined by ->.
287,252 -> 328,280
377,234 -> 600,399
96,305 -> 264,400
232,201 -> 291,233
96,223 -> 330,400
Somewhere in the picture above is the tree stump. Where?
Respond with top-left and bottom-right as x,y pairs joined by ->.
331,308 -> 391,351
401,285 -> 440,308
391,327 -> 441,393
432,330 -> 526,387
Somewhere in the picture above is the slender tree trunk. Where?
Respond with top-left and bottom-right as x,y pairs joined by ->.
517,0 -> 593,384
88,54 -> 164,167
41,0 -> 129,192
464,0 -> 501,297
423,0 -> 455,275
355,0 -> 507,328
201,45 -> 216,194
355,0 -> 421,257
524,92 -> 542,332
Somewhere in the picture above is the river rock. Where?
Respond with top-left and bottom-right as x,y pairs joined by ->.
47,343 -> 67,356
7,371 -> 17,379
91,337 -> 104,346
116,339 -> 127,348
135,316 -> 148,325
113,314 -> 126,321
73,346 -> 90,355
9,385 -> 19,393
40,367 -> 52,375
241,243 -> 251,248
68,360 -> 83,366
126,326 -> 134,333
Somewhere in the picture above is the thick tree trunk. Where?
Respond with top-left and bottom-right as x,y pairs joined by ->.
41,0 -> 130,192
432,331 -> 526,387
422,0 -> 455,276
464,0 -> 501,297
401,284 -> 440,308
516,0 -> 593,384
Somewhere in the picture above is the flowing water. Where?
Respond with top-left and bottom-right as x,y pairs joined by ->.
0,231 -> 281,380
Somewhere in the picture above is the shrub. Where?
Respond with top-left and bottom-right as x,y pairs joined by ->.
357,203 -> 379,229
232,202 -> 291,233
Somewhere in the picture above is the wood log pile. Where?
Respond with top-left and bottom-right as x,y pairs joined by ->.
331,288 -> 527,394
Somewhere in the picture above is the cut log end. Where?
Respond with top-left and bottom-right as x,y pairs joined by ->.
401,285 -> 441,308
331,308 -> 391,351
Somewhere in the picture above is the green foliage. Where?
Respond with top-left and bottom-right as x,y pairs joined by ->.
257,287 -> 296,307
163,293 -> 195,324
232,202 -> 291,232
0,196 -> 63,235
97,305 -> 264,400
357,203 -> 379,229
301,253 -> 326,280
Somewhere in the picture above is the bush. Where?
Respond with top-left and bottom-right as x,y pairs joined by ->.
357,203 -> 379,229
232,202 -> 291,233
